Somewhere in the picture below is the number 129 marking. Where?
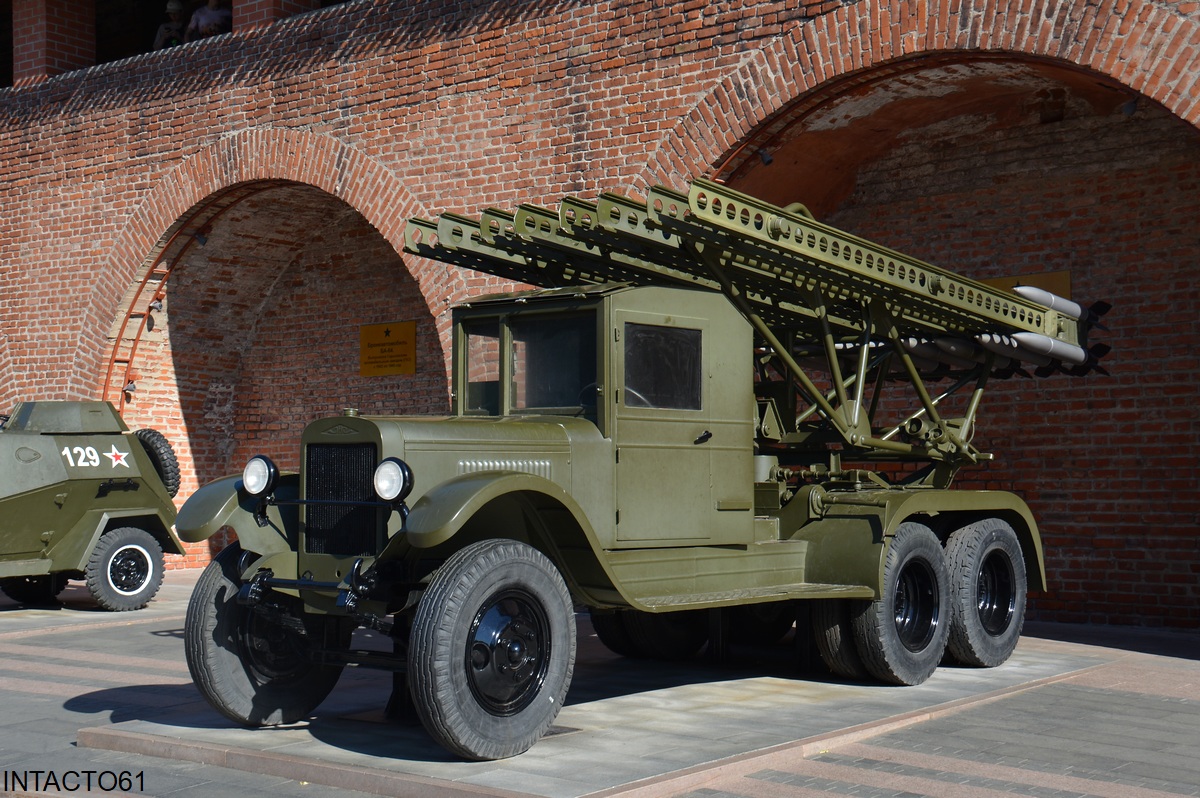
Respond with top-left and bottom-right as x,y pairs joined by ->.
61,446 -> 101,467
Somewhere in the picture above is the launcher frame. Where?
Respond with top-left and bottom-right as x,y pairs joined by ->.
405,179 -> 1104,488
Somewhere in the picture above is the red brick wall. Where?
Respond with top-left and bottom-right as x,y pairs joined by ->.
1,0 -> 1198,624
12,0 -> 94,84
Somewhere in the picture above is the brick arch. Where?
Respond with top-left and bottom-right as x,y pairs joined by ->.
74,128 -> 475,399
641,0 -> 1200,185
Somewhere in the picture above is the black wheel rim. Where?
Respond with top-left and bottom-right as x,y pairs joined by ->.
465,588 -> 551,716
240,605 -> 310,683
108,545 -> 150,595
893,558 -> 940,652
977,549 -> 1016,636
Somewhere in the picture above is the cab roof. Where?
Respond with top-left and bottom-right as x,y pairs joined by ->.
453,282 -> 630,310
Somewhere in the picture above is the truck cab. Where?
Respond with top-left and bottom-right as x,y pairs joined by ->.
453,283 -> 755,548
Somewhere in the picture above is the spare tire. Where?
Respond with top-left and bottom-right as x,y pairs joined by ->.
135,428 -> 180,498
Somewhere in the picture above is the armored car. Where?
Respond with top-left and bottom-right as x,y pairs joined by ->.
0,401 -> 182,610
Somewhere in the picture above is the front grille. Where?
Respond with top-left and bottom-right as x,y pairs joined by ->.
303,442 -> 380,556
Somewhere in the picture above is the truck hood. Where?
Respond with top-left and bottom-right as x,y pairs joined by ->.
360,414 -> 608,507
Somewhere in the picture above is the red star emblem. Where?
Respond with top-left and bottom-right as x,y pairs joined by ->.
105,445 -> 130,468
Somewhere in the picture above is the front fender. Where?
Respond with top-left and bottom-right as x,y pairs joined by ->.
176,473 -> 298,557
37,507 -> 184,573
400,471 -> 597,551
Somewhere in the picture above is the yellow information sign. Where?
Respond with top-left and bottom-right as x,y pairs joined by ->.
359,321 -> 416,377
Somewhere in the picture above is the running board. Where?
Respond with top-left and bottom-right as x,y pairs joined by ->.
638,582 -> 874,610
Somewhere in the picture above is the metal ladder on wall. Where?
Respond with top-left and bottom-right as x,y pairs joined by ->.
101,183 -> 286,411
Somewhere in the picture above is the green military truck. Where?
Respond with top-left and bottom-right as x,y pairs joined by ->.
0,401 -> 184,610
178,179 -> 1107,760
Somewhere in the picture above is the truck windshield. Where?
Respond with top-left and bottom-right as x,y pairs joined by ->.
463,312 -> 597,416
511,314 -> 596,413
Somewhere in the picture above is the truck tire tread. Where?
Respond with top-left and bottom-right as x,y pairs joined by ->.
184,544 -> 345,725
408,538 -> 576,760
945,518 -> 1027,667
851,522 -> 950,686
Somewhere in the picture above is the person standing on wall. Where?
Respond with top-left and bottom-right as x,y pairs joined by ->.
185,0 -> 233,42
153,0 -> 187,49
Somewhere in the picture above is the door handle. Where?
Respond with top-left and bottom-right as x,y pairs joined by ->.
693,430 -> 712,445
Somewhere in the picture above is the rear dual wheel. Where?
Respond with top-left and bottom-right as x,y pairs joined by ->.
945,519 -> 1027,667
852,522 -> 951,686
819,519 -> 1026,684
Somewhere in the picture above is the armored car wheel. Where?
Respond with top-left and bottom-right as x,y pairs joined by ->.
944,519 -> 1027,667
408,539 -> 576,760
185,544 -> 348,726
851,522 -> 951,686
812,599 -> 870,679
0,574 -> 69,605
85,527 -> 164,611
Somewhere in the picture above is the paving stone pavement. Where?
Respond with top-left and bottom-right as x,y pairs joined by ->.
0,567 -> 1196,798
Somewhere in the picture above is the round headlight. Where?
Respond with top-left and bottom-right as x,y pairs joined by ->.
242,455 -> 279,497
374,457 -> 414,503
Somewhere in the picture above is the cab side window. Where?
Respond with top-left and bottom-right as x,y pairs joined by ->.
624,322 -> 702,410
464,320 -> 501,415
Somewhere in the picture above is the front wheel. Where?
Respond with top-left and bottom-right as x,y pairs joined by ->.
945,519 -> 1027,667
185,544 -> 348,726
622,609 -> 709,660
408,539 -> 576,760
85,527 -> 164,611
587,607 -> 709,659
851,522 -> 950,686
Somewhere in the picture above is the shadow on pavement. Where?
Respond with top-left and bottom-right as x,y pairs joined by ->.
60,620 -> 866,764
63,683 -> 212,724
1024,620 -> 1200,661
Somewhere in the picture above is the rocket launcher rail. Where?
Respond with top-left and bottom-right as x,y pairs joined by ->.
405,179 -> 1109,481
